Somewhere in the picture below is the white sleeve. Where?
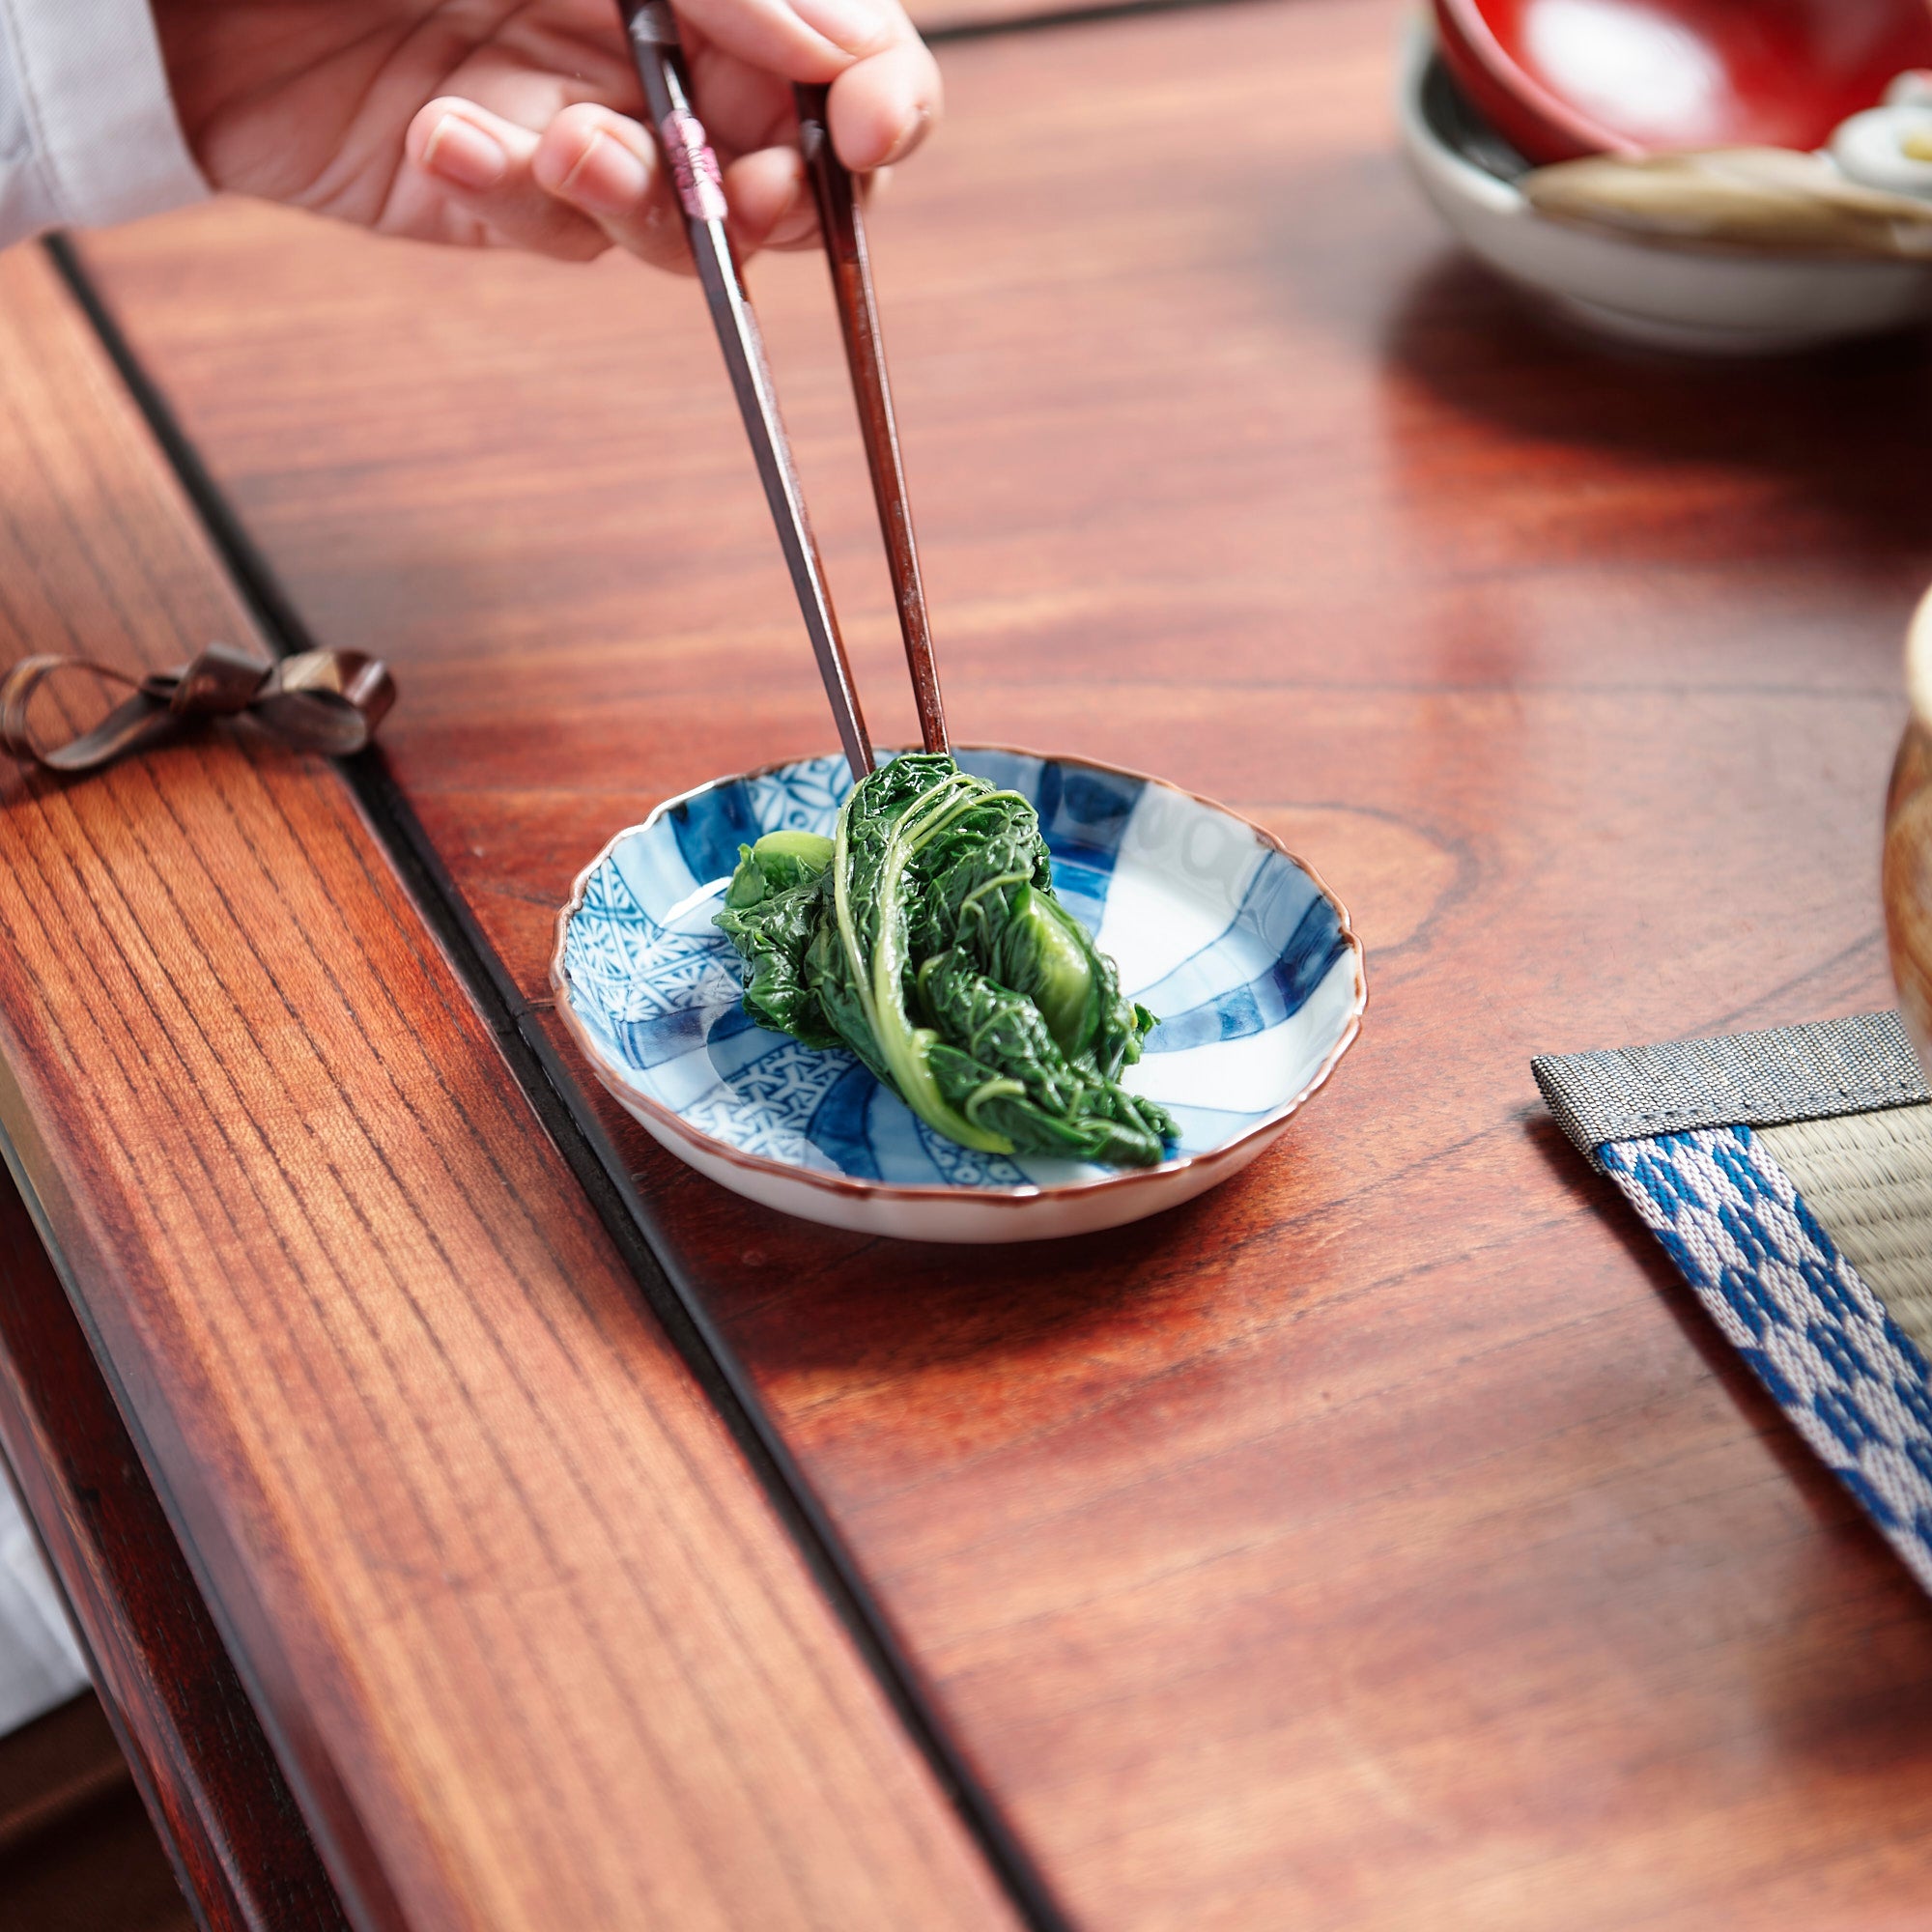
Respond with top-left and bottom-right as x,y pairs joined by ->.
0,0 -> 206,252
0,1483 -> 88,1737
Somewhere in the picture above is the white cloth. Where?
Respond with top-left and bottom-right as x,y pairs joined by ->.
0,1479 -> 87,1735
0,0 -> 205,250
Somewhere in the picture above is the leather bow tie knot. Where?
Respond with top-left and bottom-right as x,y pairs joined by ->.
0,643 -> 395,774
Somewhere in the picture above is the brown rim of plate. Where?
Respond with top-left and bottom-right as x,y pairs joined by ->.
549,746 -> 1369,1209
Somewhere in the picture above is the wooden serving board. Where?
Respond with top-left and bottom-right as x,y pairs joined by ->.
0,242 -> 1019,1932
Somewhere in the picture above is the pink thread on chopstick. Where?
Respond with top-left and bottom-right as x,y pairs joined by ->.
661,111 -> 727,222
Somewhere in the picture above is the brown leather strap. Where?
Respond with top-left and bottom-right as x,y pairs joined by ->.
0,644 -> 394,774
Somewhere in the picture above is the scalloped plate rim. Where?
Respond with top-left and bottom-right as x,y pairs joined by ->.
550,745 -> 1368,1224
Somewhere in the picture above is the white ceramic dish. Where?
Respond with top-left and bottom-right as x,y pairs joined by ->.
1398,20 -> 1932,354
553,749 -> 1366,1242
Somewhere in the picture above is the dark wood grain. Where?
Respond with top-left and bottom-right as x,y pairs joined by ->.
0,1152 -> 350,1930
0,1694 -> 199,1932
0,1695 -> 126,1857
0,242 -> 1021,1932
80,0 -> 1932,1922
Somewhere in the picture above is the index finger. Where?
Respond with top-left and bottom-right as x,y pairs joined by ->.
671,0 -> 929,92
825,37 -> 940,171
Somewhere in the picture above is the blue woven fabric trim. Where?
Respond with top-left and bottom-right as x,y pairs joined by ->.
1601,1124 -> 1932,1593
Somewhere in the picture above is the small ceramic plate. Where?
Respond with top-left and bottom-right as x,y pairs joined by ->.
553,749 -> 1365,1242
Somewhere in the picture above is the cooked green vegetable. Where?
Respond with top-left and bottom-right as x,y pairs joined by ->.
714,754 -> 1176,1167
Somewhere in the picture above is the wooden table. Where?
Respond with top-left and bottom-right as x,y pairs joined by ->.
5,0 -> 1932,1925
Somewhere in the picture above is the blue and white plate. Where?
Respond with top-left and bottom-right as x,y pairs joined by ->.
553,750 -> 1366,1242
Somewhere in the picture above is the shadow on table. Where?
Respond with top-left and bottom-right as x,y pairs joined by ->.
1378,252 -> 1932,552
628,1127 -> 1269,1373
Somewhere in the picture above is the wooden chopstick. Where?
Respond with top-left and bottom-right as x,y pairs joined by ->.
793,85 -> 950,756
619,0 -> 876,779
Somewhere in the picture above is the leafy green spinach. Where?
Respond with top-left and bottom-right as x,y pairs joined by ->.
714,755 -> 1176,1167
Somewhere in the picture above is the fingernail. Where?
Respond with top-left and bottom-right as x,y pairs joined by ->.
877,105 -> 930,168
558,130 -> 651,213
790,0 -> 888,55
423,115 -> 507,191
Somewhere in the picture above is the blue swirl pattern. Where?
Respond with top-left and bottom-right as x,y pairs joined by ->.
560,753 -> 1360,1192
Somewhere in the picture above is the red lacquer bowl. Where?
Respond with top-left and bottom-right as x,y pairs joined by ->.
1433,0 -> 1932,164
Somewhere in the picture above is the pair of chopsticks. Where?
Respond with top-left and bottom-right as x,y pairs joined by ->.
618,0 -> 946,777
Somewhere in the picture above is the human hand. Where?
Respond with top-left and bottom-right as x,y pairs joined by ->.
151,0 -> 940,270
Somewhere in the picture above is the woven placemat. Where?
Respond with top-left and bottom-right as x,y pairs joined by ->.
1535,1012 -> 1932,1591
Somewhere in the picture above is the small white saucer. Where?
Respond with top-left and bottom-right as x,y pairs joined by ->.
553,749 -> 1365,1243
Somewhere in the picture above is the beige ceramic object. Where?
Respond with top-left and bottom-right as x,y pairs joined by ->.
1523,148 -> 1932,260
1885,588 -> 1932,1069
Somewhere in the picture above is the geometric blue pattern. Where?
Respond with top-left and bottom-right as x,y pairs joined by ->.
1138,894 -> 1351,1054
1601,1124 -> 1932,1591
558,750 -> 1364,1195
